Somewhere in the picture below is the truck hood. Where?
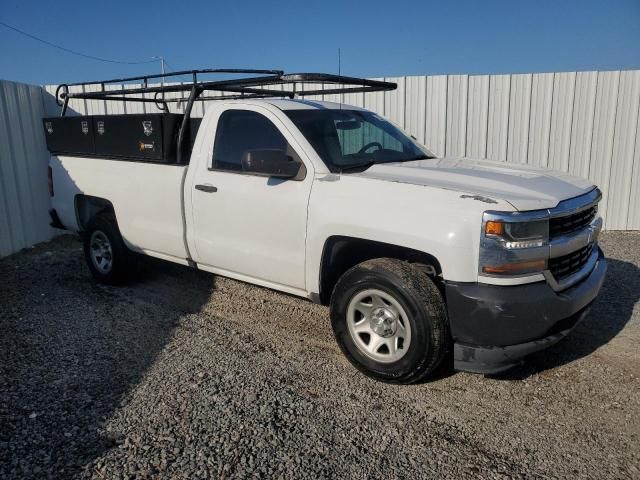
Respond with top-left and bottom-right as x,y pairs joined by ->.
354,157 -> 595,211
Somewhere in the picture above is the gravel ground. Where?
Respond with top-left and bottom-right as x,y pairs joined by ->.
0,232 -> 638,479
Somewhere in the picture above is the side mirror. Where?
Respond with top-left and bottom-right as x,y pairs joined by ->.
241,149 -> 301,179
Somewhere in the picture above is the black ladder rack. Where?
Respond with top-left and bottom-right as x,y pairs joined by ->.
54,68 -> 396,164
55,69 -> 396,112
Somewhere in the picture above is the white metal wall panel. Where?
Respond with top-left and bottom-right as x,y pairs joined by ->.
73,86 -> 89,115
191,92 -> 205,118
445,75 -> 468,157
363,77 -> 386,117
144,87 -> 166,114
300,82 -> 325,102
18,83 -> 54,247
362,78 -> 387,148
405,76 -> 426,144
466,75 -> 489,158
425,75 -> 447,157
527,73 -> 554,167
588,71 -> 620,229
43,85 -> 60,113
323,79 -> 344,105
0,80 -> 56,257
384,77 -> 405,129
606,70 -> 640,229
548,72 -> 576,171
84,83 -> 107,115
15,89 -> 41,236
628,106 -> 640,230
202,89 -> 225,115
2,82 -> 39,248
589,72 -> 620,227
568,71 -> 598,177
0,82 -> 27,255
343,90 -> 365,108
123,84 -> 145,114
106,84 -> 126,115
507,74 -> 532,164
486,75 -> 510,162
168,82 -> 187,114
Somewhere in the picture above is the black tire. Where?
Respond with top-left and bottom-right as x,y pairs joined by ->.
83,212 -> 132,285
330,258 -> 449,384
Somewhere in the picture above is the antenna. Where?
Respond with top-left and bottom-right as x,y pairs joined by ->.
152,56 -> 166,78
152,55 -> 167,108
338,47 -> 342,110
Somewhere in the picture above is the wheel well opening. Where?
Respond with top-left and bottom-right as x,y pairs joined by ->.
75,195 -> 115,231
318,236 -> 442,305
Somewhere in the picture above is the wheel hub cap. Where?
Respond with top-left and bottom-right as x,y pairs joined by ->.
370,308 -> 397,337
346,289 -> 412,363
89,230 -> 113,274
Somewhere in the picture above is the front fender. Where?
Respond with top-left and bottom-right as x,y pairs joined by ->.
305,174 -> 514,294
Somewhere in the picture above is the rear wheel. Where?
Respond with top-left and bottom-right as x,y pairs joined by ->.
83,213 -> 132,285
330,258 -> 449,384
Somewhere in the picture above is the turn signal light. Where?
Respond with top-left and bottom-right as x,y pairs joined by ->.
485,220 -> 504,236
482,259 -> 546,275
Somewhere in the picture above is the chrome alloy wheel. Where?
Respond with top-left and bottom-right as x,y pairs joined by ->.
89,230 -> 113,274
346,289 -> 412,363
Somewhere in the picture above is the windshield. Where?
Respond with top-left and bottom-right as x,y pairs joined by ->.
285,109 -> 435,172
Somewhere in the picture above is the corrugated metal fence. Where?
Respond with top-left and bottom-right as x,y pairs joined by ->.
1,70 -> 639,257
0,80 -> 57,257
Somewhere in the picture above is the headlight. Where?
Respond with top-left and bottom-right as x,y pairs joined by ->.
484,220 -> 548,249
480,212 -> 549,276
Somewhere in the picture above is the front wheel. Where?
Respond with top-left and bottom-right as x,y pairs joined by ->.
330,258 -> 449,384
83,213 -> 132,285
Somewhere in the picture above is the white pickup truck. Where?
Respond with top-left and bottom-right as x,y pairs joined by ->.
46,70 -> 607,383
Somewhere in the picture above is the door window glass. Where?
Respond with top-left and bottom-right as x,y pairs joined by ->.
212,110 -> 288,171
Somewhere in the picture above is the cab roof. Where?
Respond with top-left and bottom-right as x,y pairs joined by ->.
261,99 -> 368,111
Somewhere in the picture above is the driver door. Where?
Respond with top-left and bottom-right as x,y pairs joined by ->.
188,107 -> 313,292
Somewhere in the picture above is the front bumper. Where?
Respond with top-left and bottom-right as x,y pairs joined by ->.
445,248 -> 607,374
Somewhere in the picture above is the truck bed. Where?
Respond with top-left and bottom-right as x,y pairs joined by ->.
50,154 -> 190,262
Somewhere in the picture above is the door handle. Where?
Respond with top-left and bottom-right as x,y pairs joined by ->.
195,184 -> 218,193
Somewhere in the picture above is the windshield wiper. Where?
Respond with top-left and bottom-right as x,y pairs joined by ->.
339,161 -> 376,173
339,155 -> 433,173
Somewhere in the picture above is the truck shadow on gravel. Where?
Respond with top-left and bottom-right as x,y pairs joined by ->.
490,258 -> 640,380
0,237 -> 214,479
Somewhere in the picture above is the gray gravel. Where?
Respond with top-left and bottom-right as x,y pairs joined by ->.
1,232 -> 638,479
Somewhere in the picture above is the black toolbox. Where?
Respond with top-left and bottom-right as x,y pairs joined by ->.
43,113 -> 201,163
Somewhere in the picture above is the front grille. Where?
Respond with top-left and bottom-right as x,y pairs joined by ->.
549,206 -> 597,238
548,243 -> 594,280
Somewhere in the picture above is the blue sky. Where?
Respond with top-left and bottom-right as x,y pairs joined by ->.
1,0 -> 639,85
